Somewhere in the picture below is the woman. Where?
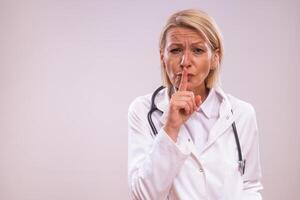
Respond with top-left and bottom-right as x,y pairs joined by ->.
128,9 -> 263,200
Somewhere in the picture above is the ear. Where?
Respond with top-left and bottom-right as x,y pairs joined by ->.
211,49 -> 220,70
160,49 -> 164,63
160,49 -> 165,68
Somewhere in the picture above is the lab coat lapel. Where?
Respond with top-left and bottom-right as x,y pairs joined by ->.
201,110 -> 234,153
201,87 -> 234,153
156,87 -> 169,124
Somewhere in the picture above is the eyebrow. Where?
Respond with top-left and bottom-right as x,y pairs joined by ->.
168,41 -> 206,46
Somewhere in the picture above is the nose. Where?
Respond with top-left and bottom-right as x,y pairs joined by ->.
180,51 -> 191,68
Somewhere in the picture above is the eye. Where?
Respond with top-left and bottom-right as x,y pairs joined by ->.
170,48 -> 182,54
193,48 -> 204,54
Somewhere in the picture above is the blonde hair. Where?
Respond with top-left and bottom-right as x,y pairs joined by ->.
159,9 -> 224,89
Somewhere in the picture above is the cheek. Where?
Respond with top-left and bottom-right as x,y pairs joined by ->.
196,58 -> 212,74
164,59 -> 180,82
165,66 -> 176,84
165,66 -> 182,88
192,59 -> 212,84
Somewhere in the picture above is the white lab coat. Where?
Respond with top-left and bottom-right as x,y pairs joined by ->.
128,86 -> 263,200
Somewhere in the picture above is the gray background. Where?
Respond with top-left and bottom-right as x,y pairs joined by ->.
1,0 -> 299,199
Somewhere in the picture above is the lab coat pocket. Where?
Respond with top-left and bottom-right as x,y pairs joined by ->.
203,158 -> 243,200
222,160 -> 243,199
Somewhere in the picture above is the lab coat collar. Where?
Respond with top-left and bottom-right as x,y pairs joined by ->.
198,88 -> 219,119
214,86 -> 233,117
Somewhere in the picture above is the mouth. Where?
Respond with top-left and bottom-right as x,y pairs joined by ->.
175,73 -> 194,83
176,72 -> 194,79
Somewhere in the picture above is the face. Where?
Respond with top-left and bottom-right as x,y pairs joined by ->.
161,26 -> 218,92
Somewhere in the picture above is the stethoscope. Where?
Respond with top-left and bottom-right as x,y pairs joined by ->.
147,85 -> 246,175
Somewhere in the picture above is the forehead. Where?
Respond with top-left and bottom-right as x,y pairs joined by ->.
165,26 -> 205,44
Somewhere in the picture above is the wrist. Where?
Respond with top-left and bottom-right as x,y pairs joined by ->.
163,124 -> 180,142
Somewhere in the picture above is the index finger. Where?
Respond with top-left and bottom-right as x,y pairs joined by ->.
178,68 -> 188,91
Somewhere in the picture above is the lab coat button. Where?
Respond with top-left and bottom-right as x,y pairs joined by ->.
188,139 -> 191,142
199,168 -> 203,172
226,115 -> 230,120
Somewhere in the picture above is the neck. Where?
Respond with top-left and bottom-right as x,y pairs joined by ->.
193,84 -> 209,102
169,84 -> 210,101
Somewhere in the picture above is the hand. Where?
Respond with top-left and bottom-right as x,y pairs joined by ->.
163,68 -> 202,142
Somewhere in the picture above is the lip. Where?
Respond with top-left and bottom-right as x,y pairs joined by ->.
176,72 -> 194,76
176,73 -> 194,83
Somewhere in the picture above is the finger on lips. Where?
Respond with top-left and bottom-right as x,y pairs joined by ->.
175,68 -> 203,114
178,68 -> 188,91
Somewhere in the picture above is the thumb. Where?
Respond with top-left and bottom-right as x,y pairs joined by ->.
195,95 -> 202,107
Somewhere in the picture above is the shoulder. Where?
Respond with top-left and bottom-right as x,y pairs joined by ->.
128,86 -> 168,116
227,94 -> 256,116
225,93 -> 258,129
128,93 -> 152,117
215,87 -> 256,118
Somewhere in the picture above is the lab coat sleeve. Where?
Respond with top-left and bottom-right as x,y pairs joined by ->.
241,106 -> 263,200
128,98 -> 191,200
